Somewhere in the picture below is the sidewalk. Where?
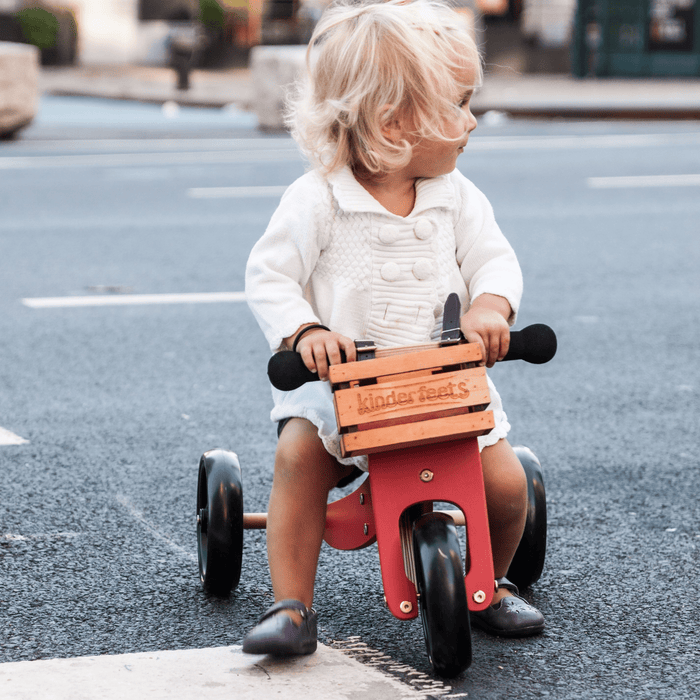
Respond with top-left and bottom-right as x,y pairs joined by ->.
38,63 -> 700,121
0,643 -> 426,700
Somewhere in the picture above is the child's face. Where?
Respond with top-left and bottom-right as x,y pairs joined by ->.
406,67 -> 478,179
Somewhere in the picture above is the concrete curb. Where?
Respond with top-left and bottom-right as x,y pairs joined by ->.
36,65 -> 700,121
37,66 -> 254,112
0,643 -> 425,700
472,75 -> 700,120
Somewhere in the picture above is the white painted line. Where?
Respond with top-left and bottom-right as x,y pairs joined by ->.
1,138 -> 297,153
0,427 -> 28,445
0,149 -> 302,170
587,174 -> 700,189
22,292 -> 247,309
1,532 -> 80,542
116,494 -> 195,562
0,644 -> 424,700
188,185 -> 288,199
467,132 -> 700,151
6,133 -> 700,155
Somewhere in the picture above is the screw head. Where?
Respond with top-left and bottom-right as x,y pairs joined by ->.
400,601 -> 413,613
419,469 -> 434,482
473,590 -> 486,604
198,507 -> 208,533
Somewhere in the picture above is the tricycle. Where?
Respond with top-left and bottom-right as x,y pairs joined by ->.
195,294 -> 556,677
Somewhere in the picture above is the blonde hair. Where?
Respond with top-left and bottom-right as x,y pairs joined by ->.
287,0 -> 482,178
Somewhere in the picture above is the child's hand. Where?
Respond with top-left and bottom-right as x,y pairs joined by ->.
460,295 -> 512,368
290,326 -> 357,381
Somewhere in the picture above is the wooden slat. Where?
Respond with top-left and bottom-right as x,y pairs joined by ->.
334,367 -> 489,430
328,343 -> 482,386
340,411 -> 495,457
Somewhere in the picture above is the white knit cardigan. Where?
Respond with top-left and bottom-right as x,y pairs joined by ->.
246,166 -> 523,467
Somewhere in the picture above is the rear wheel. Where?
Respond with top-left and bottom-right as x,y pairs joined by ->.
413,512 -> 471,677
506,445 -> 547,589
196,449 -> 244,596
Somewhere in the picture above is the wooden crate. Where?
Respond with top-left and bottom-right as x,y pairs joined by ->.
329,343 -> 494,457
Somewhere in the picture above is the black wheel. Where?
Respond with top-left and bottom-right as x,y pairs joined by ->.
196,449 -> 244,596
413,512 -> 471,677
506,445 -> 547,589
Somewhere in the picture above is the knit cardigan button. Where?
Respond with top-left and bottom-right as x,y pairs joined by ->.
378,224 -> 400,244
412,258 -> 433,280
414,218 -> 433,240
380,262 -> 402,281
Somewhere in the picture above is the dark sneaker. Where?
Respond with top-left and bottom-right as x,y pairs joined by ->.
242,599 -> 318,656
470,577 -> 545,638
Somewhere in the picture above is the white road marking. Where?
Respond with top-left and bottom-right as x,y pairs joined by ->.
587,173 -> 700,188
0,427 -> 28,445
3,132 -> 698,164
0,149 -> 302,170
116,494 -> 196,562
1,532 -> 80,542
0,138 -> 297,153
1,214 -> 258,233
467,132 -> 700,151
0,644 -> 425,700
22,291 -> 246,309
188,185 -> 289,198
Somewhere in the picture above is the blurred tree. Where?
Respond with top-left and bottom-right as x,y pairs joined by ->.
15,5 -> 58,49
13,3 -> 76,65
199,0 -> 225,30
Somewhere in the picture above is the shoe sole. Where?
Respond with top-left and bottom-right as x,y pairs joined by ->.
470,617 -> 545,638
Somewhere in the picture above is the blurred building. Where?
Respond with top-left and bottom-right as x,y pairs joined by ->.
521,0 -> 576,49
0,0 -> 582,68
0,0 -> 271,64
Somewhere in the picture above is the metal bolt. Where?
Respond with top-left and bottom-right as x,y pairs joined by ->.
359,493 -> 365,505
363,523 -> 369,536
419,469 -> 434,482
473,590 -> 486,604
400,601 -> 413,613
198,507 -> 208,533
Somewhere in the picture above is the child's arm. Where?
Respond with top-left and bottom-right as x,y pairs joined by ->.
452,172 -> 522,366
246,173 -> 335,355
284,325 -> 357,382
460,294 -> 512,368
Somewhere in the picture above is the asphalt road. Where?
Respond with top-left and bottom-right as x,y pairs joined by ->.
1,96 -> 699,699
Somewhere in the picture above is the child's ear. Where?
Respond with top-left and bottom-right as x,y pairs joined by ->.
378,104 -> 405,142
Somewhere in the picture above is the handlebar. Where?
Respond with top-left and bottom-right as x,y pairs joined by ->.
268,323 -> 557,392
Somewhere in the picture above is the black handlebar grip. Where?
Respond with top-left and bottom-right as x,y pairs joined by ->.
268,323 -> 557,391
267,351 -> 319,391
504,324 -> 557,364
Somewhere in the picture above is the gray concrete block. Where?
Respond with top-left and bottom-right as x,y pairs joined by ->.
0,41 -> 39,137
250,44 -> 307,131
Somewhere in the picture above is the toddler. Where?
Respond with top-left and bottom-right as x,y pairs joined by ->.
244,0 -> 544,656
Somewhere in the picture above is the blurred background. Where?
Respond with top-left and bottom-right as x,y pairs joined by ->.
0,0 -> 696,73
4,0 -> 700,136
0,0 -> 572,70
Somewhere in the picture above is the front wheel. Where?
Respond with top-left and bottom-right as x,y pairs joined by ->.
506,445 -> 547,589
413,512 -> 471,677
196,449 -> 244,596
